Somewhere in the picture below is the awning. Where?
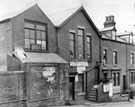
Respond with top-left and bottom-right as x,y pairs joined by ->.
13,52 -> 68,64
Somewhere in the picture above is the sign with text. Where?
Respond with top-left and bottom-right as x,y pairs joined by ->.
77,67 -> 86,73
70,61 -> 88,67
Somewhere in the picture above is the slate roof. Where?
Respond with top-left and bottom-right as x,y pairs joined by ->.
0,4 -> 36,22
47,6 -> 80,27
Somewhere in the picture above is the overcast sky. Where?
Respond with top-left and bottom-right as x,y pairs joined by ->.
0,0 -> 135,33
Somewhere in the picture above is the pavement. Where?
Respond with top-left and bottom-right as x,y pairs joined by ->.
52,99 -> 135,107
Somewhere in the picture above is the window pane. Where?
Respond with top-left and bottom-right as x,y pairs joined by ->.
30,30 -> 35,39
25,29 -> 29,38
30,39 -> 35,44
37,40 -> 42,45
70,33 -> 74,40
41,41 -> 46,49
36,25 -> 45,30
25,39 -> 30,48
87,36 -> 91,42
41,32 -> 46,40
78,29 -> 83,35
78,36 -> 83,42
25,22 -> 34,28
36,31 -> 41,40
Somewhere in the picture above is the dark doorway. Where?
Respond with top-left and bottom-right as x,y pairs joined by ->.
69,77 -> 75,100
123,75 -> 126,91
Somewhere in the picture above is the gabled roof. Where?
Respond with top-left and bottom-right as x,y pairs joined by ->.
48,6 -> 101,37
99,26 -> 116,32
0,4 -> 53,24
0,4 -> 36,22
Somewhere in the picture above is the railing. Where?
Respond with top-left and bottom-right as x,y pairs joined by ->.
86,61 -> 101,99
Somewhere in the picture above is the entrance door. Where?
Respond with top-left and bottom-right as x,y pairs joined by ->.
69,77 -> 75,100
123,75 -> 126,91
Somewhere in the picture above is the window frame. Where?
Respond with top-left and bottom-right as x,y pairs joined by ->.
69,31 -> 76,59
24,20 -> 48,52
113,51 -> 118,65
86,34 -> 92,60
77,28 -> 85,59
103,49 -> 107,64
112,72 -> 120,87
131,53 -> 134,65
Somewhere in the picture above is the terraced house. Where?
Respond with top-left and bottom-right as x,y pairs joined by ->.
100,15 -> 135,100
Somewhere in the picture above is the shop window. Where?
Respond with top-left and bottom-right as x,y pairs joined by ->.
30,66 -> 59,100
24,21 -> 47,51
70,32 -> 76,59
78,74 -> 84,92
78,28 -> 84,59
86,35 -> 92,60
112,72 -> 120,86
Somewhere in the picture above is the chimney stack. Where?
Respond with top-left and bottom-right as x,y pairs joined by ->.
104,15 -> 116,28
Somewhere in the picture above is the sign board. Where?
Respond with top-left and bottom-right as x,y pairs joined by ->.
103,84 -> 109,92
109,82 -> 113,97
70,61 -> 88,67
77,67 -> 86,73
42,67 -> 56,77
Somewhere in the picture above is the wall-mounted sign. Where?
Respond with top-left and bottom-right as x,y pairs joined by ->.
42,67 -> 56,77
70,61 -> 88,67
103,84 -> 109,92
77,67 -> 86,73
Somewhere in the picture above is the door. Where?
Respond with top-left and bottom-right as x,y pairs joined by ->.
123,75 -> 126,91
69,77 -> 75,100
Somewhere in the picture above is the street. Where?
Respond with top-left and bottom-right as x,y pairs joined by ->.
54,101 -> 135,107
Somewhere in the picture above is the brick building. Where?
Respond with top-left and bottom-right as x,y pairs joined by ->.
100,16 -> 135,96
48,6 -> 101,102
0,4 -> 68,107
0,4 -> 135,106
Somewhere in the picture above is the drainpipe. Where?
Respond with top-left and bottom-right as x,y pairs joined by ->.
126,43 -> 129,90
99,34 -> 102,83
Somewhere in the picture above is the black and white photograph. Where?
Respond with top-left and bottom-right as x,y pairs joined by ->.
0,0 -> 135,107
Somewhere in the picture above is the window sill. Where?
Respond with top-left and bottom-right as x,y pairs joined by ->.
113,64 -> 118,67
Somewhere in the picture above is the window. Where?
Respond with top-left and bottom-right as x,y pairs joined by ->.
103,49 -> 107,64
78,28 -> 84,59
113,51 -> 117,65
130,72 -> 135,84
70,32 -> 76,59
86,36 -> 91,59
24,21 -> 47,51
112,72 -> 120,86
131,53 -> 134,65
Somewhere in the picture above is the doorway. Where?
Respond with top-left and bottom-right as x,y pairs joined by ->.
123,75 -> 126,91
69,77 -> 75,100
